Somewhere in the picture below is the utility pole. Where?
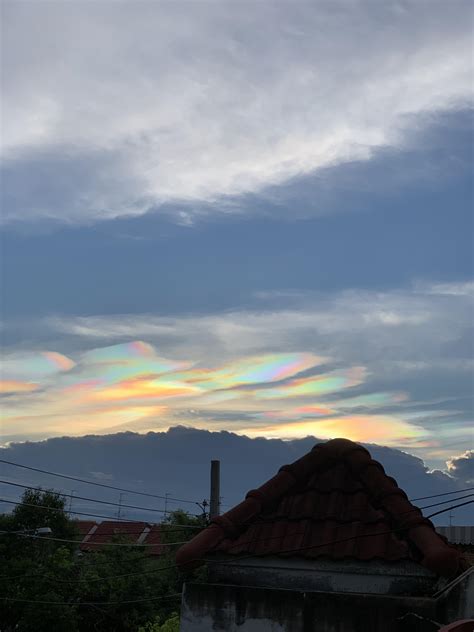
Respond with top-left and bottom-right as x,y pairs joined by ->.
68,490 -> 76,518
196,499 -> 209,523
117,493 -> 125,519
164,492 -> 170,519
210,460 -> 220,519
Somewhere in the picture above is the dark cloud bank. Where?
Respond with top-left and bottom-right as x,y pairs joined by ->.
1,427 -> 472,525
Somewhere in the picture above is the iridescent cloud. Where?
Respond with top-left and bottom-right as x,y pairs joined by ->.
77,341 -> 189,385
174,353 -> 325,390
240,414 -> 426,446
0,380 -> 40,394
81,341 -> 156,362
2,351 -> 75,380
252,367 -> 367,400
1,342 -> 429,448
90,376 -> 201,403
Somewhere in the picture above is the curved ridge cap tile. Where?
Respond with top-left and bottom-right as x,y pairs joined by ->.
409,525 -> 462,577
322,438 -> 369,459
438,622 -> 474,632
423,548 -> 461,577
175,523 -> 224,570
212,515 -> 240,539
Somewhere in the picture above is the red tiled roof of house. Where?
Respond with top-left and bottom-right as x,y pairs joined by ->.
176,438 -> 467,577
438,622 -> 474,632
74,520 -> 98,536
142,524 -> 163,556
80,520 -> 148,551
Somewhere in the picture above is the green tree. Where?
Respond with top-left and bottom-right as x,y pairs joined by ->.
138,613 -> 180,632
0,489 -> 79,632
9,488 -> 76,538
0,495 -> 206,631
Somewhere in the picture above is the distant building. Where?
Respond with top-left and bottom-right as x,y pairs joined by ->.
176,438 -> 473,632
436,527 -> 474,546
73,519 -> 163,556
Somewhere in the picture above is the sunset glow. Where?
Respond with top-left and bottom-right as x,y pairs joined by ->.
1,342 -> 432,449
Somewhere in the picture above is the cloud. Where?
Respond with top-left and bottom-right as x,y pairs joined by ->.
0,380 -> 40,394
447,451 -> 474,484
1,351 -> 75,380
46,281 -> 473,373
0,427 -> 472,524
2,1 -> 472,224
1,281 -> 472,464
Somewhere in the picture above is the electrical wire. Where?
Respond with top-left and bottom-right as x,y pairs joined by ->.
0,593 -> 182,606
2,488 -> 472,541
4,491 -> 472,546
1,499 -> 470,586
0,458 -> 198,505
0,531 -> 189,548
0,498 -> 203,528
1,479 -> 170,516
409,486 -> 474,501
8,476 -> 470,518
2,457 -> 472,508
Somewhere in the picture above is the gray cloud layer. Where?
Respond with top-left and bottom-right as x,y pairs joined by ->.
0,427 -> 472,525
2,1 -> 472,223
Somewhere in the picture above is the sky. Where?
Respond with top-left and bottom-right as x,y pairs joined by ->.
1,0 -> 473,479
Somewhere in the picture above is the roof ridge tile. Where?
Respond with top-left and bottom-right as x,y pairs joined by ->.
176,438 -> 464,578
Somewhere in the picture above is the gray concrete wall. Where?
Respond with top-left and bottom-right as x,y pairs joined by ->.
179,582 -> 438,632
208,556 -> 438,596
437,567 -> 474,621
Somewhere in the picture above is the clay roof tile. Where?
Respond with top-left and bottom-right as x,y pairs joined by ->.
176,438 -> 464,578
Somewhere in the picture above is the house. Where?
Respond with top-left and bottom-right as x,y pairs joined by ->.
436,526 -> 474,568
436,527 -> 474,546
73,520 -> 163,556
176,438 -> 473,632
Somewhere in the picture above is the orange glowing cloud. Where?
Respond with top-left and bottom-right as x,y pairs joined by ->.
42,351 -> 76,372
0,380 -> 40,394
240,414 -> 426,446
90,376 -> 201,403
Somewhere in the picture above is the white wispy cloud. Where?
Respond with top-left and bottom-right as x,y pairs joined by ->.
46,282 -> 473,369
2,1 -> 472,223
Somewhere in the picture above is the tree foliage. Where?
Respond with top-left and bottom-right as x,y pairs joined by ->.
0,493 -> 205,631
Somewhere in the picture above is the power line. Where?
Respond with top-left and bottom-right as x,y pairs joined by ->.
0,480 -> 171,517
2,485 -> 472,539
0,498 -> 203,528
409,486 -> 474,502
3,456 -> 472,509
4,492 -> 471,547
2,499 -> 470,586
0,458 -> 198,505
422,499 -> 473,520
0,593 -> 182,606
0,531 -> 189,548
215,498 -> 474,568
414,492 -> 474,511
3,491 -> 471,559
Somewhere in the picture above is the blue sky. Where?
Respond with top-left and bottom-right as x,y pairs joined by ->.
1,1 -> 473,478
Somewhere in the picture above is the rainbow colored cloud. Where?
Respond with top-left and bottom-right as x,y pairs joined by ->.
1,341 -> 426,448
252,367 -> 367,400
172,353 -> 325,390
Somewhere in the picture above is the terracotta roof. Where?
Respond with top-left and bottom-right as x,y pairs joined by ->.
438,622 -> 474,632
80,520 -> 148,551
141,524 -> 163,556
73,520 -> 98,536
176,438 -> 467,577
